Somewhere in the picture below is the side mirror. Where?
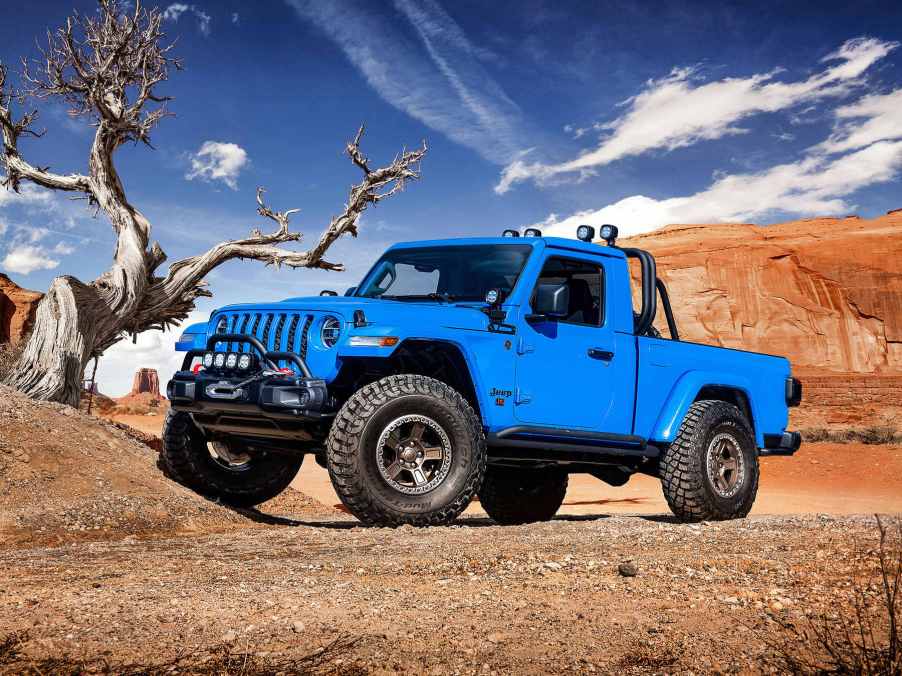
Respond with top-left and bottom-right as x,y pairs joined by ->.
529,283 -> 569,321
344,286 -> 357,297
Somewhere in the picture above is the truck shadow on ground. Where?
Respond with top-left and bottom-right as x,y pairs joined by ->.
223,505 -> 680,529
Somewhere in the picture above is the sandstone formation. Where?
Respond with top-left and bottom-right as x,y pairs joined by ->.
0,273 -> 42,345
129,368 -> 161,397
622,210 -> 902,374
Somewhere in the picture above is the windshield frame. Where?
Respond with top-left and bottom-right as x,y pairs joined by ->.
353,243 -> 535,303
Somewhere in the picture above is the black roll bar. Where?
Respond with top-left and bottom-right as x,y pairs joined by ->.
620,247 -> 657,336
656,277 -> 680,341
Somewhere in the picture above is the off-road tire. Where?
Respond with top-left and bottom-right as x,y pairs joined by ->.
660,399 -> 759,522
479,467 -> 568,525
161,410 -> 303,508
326,374 -> 486,527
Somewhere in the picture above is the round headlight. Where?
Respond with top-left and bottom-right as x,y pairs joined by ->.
321,316 -> 341,348
237,354 -> 251,370
225,353 -> 238,369
213,353 -> 225,368
203,352 -> 214,368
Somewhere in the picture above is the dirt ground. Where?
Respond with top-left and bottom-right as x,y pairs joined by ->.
1,395 -> 900,673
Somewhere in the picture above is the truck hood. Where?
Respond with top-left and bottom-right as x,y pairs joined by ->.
213,295 -> 497,333
202,295 -> 503,381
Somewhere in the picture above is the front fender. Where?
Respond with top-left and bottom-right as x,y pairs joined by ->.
651,371 -> 764,447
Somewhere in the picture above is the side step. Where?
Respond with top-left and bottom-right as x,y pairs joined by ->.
486,425 -> 659,465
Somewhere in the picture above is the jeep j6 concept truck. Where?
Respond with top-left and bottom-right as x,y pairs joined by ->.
164,224 -> 802,526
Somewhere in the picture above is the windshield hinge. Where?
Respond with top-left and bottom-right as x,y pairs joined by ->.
516,337 -> 534,355
515,388 -> 532,405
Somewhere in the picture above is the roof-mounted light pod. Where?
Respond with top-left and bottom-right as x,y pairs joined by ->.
502,229 -> 520,237
523,228 -> 542,237
600,224 -> 619,246
576,225 -> 595,242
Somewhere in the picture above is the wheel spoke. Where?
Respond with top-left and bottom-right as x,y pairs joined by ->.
422,445 -> 444,461
384,429 -> 402,452
411,467 -> 428,486
409,422 -> 426,441
721,456 -> 738,472
386,461 -> 404,480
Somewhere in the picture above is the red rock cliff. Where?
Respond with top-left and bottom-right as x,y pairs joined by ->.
622,211 -> 902,373
0,274 -> 42,346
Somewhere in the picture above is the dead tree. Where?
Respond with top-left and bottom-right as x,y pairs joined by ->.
0,1 -> 426,407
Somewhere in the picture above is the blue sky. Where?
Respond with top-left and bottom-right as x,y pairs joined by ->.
1,0 -> 901,394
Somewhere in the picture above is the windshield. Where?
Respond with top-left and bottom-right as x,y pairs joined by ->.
356,244 -> 532,302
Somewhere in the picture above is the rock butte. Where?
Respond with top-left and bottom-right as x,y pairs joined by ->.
129,368 -> 162,398
0,273 -> 42,346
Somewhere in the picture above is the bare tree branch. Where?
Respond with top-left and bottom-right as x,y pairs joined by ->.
0,62 -> 92,194
147,126 -> 427,326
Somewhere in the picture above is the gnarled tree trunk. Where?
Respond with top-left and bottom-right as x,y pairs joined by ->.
0,2 -> 426,407
5,277 -> 106,404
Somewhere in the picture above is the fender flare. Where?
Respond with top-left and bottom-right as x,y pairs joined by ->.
651,370 -> 764,447
393,338 -> 490,416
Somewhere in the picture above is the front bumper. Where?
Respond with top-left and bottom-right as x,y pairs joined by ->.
168,333 -> 332,442
167,370 -> 332,441
760,431 -> 802,456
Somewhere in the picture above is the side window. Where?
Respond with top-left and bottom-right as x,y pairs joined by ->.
532,256 -> 604,327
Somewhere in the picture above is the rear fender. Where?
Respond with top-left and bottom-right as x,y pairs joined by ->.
651,371 -> 764,447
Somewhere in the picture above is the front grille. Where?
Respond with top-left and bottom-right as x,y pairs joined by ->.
212,311 -> 318,374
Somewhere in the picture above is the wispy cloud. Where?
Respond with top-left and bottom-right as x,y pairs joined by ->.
497,37 -> 899,193
286,0 -> 530,163
537,88 -> 902,238
162,3 -> 212,37
185,141 -> 248,190
816,89 -> 902,154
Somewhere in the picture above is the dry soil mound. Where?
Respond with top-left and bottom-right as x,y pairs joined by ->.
0,385 -> 341,548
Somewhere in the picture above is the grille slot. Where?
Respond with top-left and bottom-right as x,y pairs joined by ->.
286,314 -> 300,353
261,314 -> 274,349
300,314 -> 314,362
273,314 -> 286,352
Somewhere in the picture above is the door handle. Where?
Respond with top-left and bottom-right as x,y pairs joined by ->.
587,348 -> 614,361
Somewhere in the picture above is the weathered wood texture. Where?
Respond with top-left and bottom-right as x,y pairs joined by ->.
0,1 -> 426,406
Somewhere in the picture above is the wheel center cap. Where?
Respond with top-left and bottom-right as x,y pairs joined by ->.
400,445 -> 419,463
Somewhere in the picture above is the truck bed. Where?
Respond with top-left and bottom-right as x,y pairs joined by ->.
634,336 -> 791,447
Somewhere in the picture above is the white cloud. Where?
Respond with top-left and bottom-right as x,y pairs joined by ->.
286,0 -> 530,163
539,139 -> 902,239
1,244 -> 60,275
0,183 -> 54,209
185,141 -> 248,190
162,3 -> 211,37
816,89 -> 902,154
497,37 -> 899,193
53,242 -> 75,255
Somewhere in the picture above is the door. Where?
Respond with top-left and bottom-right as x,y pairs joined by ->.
514,254 -> 635,434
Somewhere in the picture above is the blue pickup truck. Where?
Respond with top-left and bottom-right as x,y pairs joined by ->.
164,224 -> 802,526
